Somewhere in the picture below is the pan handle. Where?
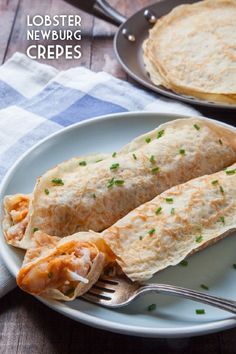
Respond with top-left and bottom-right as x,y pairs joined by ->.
64,0 -> 127,26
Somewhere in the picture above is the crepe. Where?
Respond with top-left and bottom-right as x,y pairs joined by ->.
143,0 -> 236,104
3,117 -> 236,250
17,163 -> 236,299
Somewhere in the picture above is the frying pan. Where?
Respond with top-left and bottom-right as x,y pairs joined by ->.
65,0 -> 236,110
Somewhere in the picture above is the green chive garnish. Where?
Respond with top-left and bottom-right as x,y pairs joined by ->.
112,152 -> 117,158
220,186 -> 224,194
96,159 -> 103,163
147,304 -> 156,311
155,207 -> 162,215
110,163 -> 120,170
225,169 -> 236,175
48,272 -> 53,279
179,149 -> 186,156
165,198 -> 173,204
133,153 -> 137,160
79,161 -> 87,166
92,193 -> 96,199
171,208 -> 175,215
200,284 -> 209,290
196,309 -> 205,315
219,139 -> 223,145
64,287 -> 75,297
211,180 -> 218,185
196,235 -> 203,243
139,236 -> 143,241
107,178 -> 115,188
157,130 -> 165,139
149,155 -> 156,164
33,227 -> 39,233
145,137 -> 151,143
114,180 -> 124,186
193,124 -> 200,131
51,178 -> 64,186
179,260 -> 188,266
44,188 -> 49,195
148,228 -> 155,235
151,167 -> 160,174
219,216 -> 225,224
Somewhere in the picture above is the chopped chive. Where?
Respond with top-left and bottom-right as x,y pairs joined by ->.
219,216 -> 225,224
51,178 -> 64,186
155,207 -> 162,215
179,260 -> 188,266
157,129 -> 165,139
148,228 -> 155,235
107,178 -> 124,188
147,303 -> 156,311
179,149 -> 186,156
79,161 -> 87,166
133,153 -> 137,160
196,235 -> 203,243
96,159 -> 103,163
110,163 -> 120,170
219,186 -> 224,194
112,152 -> 117,158
64,287 -> 75,297
145,137 -> 151,143
92,193 -> 96,199
193,124 -> 200,131
165,198 -> 173,204
233,264 -> 236,269
33,227 -> 39,233
44,188 -> 49,195
211,180 -> 219,185
114,180 -> 124,186
196,309 -> 205,315
149,155 -> 156,164
171,207 -> 175,215
151,167 -> 160,174
225,169 -> 236,175
107,177 -> 115,188
200,284 -> 209,290
219,139 -> 223,145
139,236 -> 143,241
48,272 -> 53,279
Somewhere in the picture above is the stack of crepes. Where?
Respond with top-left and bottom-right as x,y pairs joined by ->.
143,0 -> 236,105
2,118 -> 236,301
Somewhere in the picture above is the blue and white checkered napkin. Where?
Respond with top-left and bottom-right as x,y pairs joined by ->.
0,52 -> 198,298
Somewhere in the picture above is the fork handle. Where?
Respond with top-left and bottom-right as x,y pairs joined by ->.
138,284 -> 236,314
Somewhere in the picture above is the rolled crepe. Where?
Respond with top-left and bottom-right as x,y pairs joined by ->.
4,117 -> 236,249
17,164 -> 236,299
103,163 -> 236,281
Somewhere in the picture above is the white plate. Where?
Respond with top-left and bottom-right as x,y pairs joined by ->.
1,112 -> 236,338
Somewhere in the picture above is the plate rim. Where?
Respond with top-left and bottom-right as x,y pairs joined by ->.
1,111 -> 236,338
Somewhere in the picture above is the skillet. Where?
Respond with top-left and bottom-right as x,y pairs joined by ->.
65,0 -> 236,110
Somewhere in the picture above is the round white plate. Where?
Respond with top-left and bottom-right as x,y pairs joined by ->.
1,112 -> 236,338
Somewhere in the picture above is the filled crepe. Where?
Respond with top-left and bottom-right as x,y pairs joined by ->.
17,164 -> 236,299
143,0 -> 236,104
3,118 -> 236,250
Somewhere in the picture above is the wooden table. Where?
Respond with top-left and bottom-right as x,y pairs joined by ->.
0,0 -> 235,353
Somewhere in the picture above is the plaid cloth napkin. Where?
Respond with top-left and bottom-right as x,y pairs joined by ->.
0,52 -> 198,298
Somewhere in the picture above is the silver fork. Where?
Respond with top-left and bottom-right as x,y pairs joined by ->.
81,275 -> 236,313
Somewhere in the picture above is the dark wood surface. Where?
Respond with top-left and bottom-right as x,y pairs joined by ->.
0,0 -> 236,353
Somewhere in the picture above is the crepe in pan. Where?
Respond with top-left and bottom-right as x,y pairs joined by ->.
143,0 -> 236,104
17,163 -> 236,300
4,117 -> 236,249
